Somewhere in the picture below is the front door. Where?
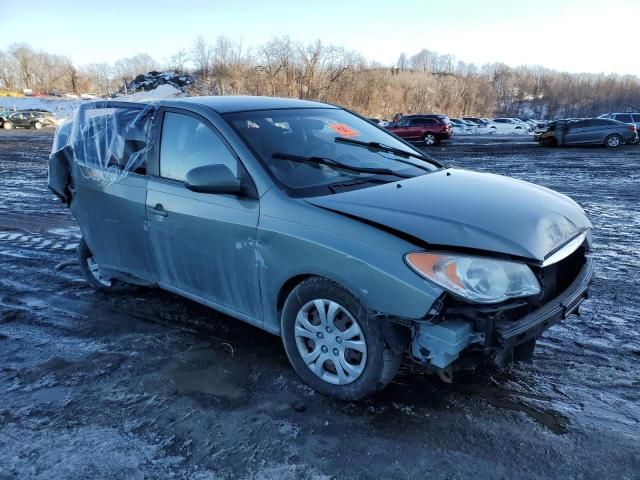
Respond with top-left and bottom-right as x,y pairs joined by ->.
146,110 -> 262,321
563,120 -> 587,144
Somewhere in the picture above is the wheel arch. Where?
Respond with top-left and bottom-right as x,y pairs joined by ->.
276,273 -> 413,353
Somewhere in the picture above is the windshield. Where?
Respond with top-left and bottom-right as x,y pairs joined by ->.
224,108 -> 439,195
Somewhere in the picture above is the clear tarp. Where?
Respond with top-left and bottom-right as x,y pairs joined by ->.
48,101 -> 155,201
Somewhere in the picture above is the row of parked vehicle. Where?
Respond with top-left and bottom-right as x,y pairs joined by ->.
366,114 -> 541,146
0,109 -> 59,129
369,111 -> 640,148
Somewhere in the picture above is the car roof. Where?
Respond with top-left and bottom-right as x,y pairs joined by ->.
404,113 -> 446,118
158,95 -> 337,113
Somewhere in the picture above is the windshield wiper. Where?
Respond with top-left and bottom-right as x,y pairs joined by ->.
334,137 -> 443,169
271,152 -> 415,178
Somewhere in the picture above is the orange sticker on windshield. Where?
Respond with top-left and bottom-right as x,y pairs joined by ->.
329,123 -> 359,137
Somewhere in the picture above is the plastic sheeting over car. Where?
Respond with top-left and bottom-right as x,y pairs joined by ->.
48,101 -> 155,202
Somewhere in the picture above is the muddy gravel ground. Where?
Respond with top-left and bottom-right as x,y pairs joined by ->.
0,129 -> 638,479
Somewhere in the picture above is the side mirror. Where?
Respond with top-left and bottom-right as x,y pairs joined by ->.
184,164 -> 243,195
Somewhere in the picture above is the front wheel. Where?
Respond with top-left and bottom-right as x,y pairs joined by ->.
2,122 -> 12,129
423,133 -> 439,146
605,134 -> 622,148
78,238 -> 137,293
34,121 -> 42,129
281,277 -> 401,400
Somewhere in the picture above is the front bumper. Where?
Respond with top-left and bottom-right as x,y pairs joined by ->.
493,255 -> 593,366
410,255 -> 593,372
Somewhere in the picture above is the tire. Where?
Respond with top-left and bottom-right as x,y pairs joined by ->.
423,133 -> 439,146
2,122 -> 12,129
605,134 -> 622,148
78,238 -> 137,293
281,277 -> 402,400
34,122 -> 42,129
541,137 -> 557,147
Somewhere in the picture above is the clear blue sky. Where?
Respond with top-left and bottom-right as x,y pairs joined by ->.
2,0 -> 639,76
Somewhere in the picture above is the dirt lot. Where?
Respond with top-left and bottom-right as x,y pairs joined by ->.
0,129 -> 638,479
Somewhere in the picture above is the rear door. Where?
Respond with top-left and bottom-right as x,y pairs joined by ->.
146,108 -> 262,320
582,119 -> 615,144
404,118 -> 428,139
70,102 -> 158,282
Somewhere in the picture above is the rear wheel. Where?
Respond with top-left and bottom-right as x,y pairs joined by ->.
78,238 -> 137,293
423,133 -> 439,146
281,277 -> 402,400
34,121 -> 42,129
605,134 -> 622,148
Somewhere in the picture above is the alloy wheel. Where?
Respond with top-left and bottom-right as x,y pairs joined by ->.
607,135 -> 621,147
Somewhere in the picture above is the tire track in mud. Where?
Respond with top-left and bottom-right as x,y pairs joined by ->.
0,231 -> 79,252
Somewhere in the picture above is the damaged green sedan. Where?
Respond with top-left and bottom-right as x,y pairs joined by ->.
49,96 -> 593,400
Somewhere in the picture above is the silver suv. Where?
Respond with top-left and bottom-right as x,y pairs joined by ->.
599,112 -> 640,130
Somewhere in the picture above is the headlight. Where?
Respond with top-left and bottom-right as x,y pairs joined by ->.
405,252 -> 541,304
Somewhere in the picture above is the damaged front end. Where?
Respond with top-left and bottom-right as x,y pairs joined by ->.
407,236 -> 593,382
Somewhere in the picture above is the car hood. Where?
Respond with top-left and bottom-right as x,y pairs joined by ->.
306,168 -> 591,261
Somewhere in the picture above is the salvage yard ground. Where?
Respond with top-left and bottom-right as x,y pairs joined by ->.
0,130 -> 638,479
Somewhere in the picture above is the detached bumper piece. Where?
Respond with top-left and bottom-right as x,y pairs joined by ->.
410,255 -> 593,377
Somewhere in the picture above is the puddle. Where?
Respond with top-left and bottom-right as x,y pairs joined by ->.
160,344 -> 251,401
30,385 -> 69,404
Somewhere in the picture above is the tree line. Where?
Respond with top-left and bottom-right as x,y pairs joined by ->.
1,39 -> 638,119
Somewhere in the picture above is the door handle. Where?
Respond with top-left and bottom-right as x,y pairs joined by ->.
149,203 -> 168,217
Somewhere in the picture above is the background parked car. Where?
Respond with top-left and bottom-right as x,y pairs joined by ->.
490,118 -> 531,134
462,117 -> 489,128
386,114 -> 453,145
2,110 -> 57,129
535,118 -> 638,148
450,118 -> 476,134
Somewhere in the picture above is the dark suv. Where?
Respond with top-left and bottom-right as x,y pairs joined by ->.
386,114 -> 453,145
3,110 -> 56,129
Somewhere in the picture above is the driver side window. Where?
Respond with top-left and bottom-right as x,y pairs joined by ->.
160,112 -> 238,182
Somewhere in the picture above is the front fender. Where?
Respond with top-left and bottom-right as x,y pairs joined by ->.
257,212 -> 442,334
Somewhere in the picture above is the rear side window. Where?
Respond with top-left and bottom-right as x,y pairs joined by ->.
632,115 -> 640,123
410,118 -> 437,126
160,112 -> 238,182
615,114 -> 633,123
590,119 -> 614,126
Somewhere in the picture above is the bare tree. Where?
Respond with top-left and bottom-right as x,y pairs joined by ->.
191,35 -> 213,82
168,49 -> 189,73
